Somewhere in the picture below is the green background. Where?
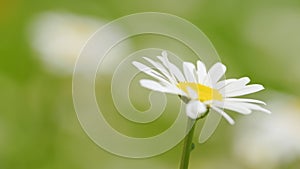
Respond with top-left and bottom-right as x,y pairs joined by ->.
1,0 -> 300,169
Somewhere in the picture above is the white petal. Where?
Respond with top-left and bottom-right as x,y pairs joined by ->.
186,87 -> 198,100
207,62 -> 226,85
167,62 -> 186,82
203,75 -> 212,87
183,62 -> 197,82
215,78 -> 237,89
225,84 -> 264,97
157,54 -> 185,82
213,101 -> 252,114
219,77 -> 250,94
196,60 -> 207,83
143,57 -> 176,84
224,98 -> 266,105
132,61 -> 170,84
140,79 -> 181,95
186,101 -> 207,119
163,81 -> 187,96
140,79 -> 169,92
238,102 -> 271,114
211,105 -> 235,125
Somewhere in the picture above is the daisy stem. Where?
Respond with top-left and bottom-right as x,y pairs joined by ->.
179,118 -> 196,169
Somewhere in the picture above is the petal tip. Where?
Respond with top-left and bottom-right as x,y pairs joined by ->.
265,109 -> 272,114
259,84 -> 265,89
215,62 -> 227,69
132,61 -> 139,67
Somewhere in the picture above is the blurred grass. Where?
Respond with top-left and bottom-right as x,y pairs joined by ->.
1,0 -> 300,169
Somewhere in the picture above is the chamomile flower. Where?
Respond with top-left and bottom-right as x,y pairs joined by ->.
29,12 -> 130,75
234,93 -> 300,168
132,51 -> 270,124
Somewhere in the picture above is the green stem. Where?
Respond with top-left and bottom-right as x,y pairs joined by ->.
179,118 -> 196,169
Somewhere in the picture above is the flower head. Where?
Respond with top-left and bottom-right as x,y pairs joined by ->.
29,12 -> 129,75
234,93 -> 300,168
133,51 -> 270,124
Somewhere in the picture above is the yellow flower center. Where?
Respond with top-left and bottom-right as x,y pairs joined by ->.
177,82 -> 223,101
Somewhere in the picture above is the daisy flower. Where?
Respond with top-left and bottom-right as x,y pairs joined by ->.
132,51 -> 270,124
29,12 -> 130,75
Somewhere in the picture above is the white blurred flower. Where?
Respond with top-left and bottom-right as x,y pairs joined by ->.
234,93 -> 300,168
133,51 -> 270,124
29,12 -> 129,75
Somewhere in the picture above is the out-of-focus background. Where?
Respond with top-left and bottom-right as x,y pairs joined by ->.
1,0 -> 300,169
